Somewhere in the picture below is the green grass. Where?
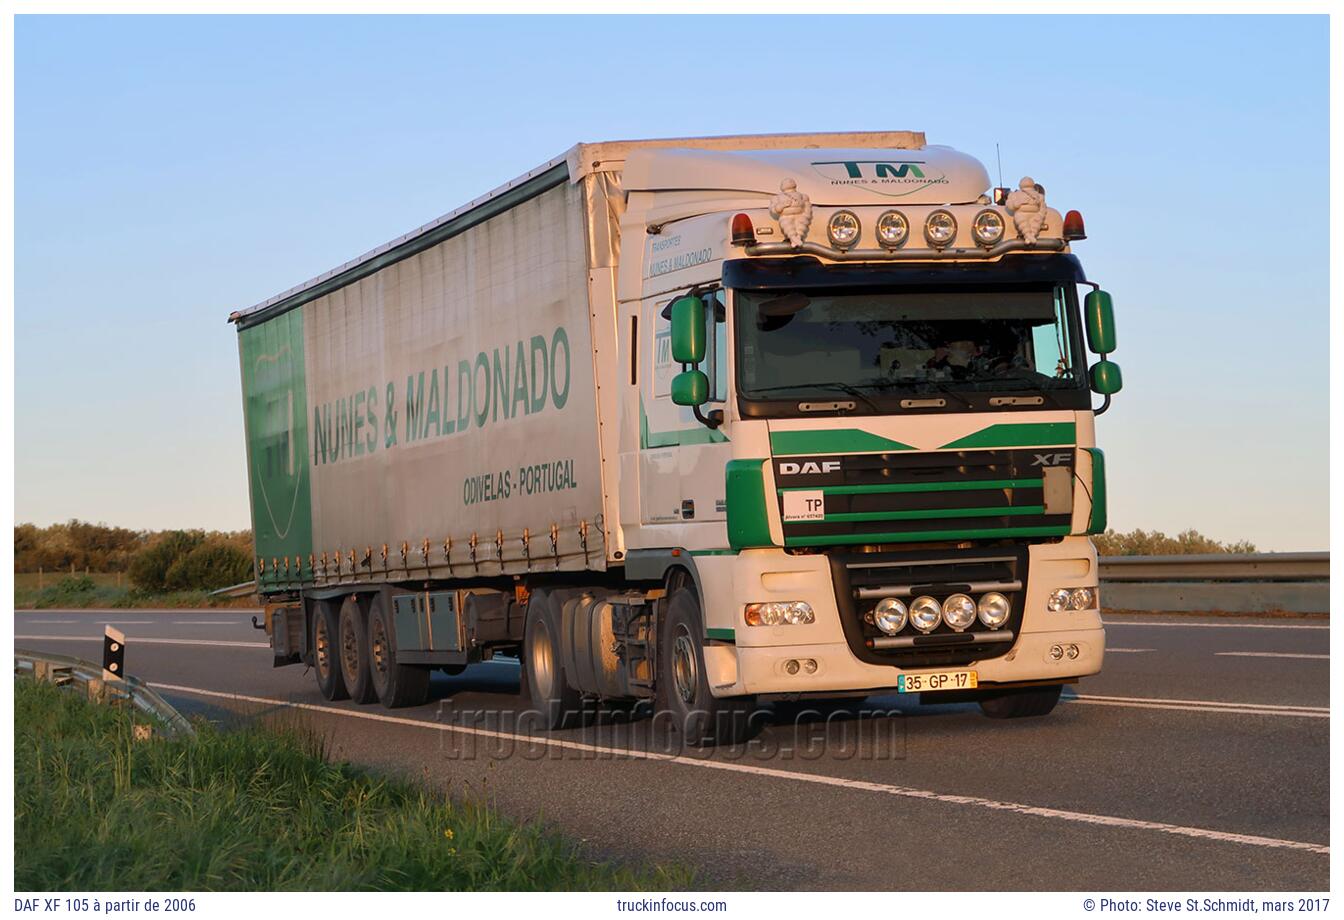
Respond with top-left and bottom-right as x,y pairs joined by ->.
15,679 -> 693,891
15,574 -> 252,610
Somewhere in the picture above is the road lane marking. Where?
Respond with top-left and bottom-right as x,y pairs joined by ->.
1215,652 -> 1328,660
15,635 -> 268,649
1104,620 -> 1328,630
1068,693 -> 1327,718
1105,648 -> 1153,653
172,620 -> 240,625
148,681 -> 1328,857
16,618 -> 79,623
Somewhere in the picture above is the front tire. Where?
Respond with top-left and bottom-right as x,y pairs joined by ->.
657,587 -> 755,747
338,595 -> 377,704
312,600 -> 348,701
367,595 -> 430,709
978,684 -> 1063,719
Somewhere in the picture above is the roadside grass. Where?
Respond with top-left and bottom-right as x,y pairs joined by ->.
15,574 -> 254,610
15,678 -> 694,891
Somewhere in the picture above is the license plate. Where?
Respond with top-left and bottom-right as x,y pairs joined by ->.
898,670 -> 978,693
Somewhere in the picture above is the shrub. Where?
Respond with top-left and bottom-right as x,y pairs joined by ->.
1093,528 -> 1256,556
163,541 -> 253,591
128,531 -> 204,592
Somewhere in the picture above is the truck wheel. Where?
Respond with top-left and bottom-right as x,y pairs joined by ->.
978,684 -> 1063,719
522,589 -> 585,731
313,600 -> 348,701
367,595 -> 430,709
658,587 -> 755,747
337,595 -> 377,704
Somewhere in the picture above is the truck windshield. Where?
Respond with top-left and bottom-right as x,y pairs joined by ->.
734,284 -> 1085,408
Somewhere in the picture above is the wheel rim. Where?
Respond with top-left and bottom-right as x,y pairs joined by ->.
369,612 -> 389,690
340,611 -> 360,680
672,625 -> 698,704
315,615 -> 332,680
528,617 -> 557,700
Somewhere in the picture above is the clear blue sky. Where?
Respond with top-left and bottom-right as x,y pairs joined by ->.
15,14 -> 1329,550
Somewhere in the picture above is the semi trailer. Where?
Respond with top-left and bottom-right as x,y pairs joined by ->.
230,130 -> 1121,744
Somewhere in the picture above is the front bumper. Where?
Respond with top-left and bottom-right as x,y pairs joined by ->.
727,625 -> 1104,696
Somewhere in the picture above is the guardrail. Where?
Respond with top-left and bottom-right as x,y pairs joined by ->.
1099,552 -> 1329,614
15,647 -> 195,738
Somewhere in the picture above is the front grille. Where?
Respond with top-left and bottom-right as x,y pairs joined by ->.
775,448 -> 1073,547
829,547 -> 1027,668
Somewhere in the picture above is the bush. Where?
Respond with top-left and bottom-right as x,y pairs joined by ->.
1093,528 -> 1256,556
128,531 -> 204,592
163,541 -> 253,591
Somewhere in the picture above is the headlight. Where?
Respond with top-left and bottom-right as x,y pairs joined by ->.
873,597 -> 908,635
1069,587 -> 1097,611
827,210 -> 861,249
909,596 -> 941,633
942,594 -> 976,631
971,209 -> 1005,246
875,210 -> 909,249
745,601 -> 815,626
977,592 -> 1011,629
1047,587 -> 1099,612
924,210 -> 957,248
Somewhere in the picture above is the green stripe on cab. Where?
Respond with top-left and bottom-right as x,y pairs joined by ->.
726,459 -> 775,549
939,422 -> 1076,450
1085,447 -> 1107,534
770,429 -> 915,455
706,628 -> 736,642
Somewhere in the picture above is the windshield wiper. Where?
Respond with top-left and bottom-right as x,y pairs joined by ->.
746,381 -> 881,414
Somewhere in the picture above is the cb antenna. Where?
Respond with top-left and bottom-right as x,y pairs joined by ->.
996,142 -> 1003,188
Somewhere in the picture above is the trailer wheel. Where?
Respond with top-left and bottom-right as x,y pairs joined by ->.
978,684 -> 1063,719
337,595 -> 377,704
367,595 -> 430,709
313,600 -> 348,701
522,589 -> 585,731
657,587 -> 755,747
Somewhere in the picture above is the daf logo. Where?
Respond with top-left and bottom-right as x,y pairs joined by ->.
779,460 -> 841,475
1031,452 -> 1072,467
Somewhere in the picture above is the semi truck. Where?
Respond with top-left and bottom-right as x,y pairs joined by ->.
230,130 -> 1121,745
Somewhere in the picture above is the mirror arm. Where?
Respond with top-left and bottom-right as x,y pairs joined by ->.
1093,393 -> 1112,416
693,404 -> 722,429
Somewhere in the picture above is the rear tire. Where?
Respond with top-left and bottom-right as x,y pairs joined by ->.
312,600 -> 348,701
657,587 -> 756,747
522,589 -> 586,731
978,684 -> 1063,719
367,595 -> 430,709
338,595 -> 377,704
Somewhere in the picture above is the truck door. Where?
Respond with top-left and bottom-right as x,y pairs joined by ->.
637,290 -> 730,527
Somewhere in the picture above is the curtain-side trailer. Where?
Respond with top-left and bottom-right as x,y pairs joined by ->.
231,131 -> 1121,744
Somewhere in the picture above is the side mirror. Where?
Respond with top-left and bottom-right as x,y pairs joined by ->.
670,296 -> 706,364
1084,290 -> 1117,355
1090,360 -> 1123,395
671,370 -> 709,407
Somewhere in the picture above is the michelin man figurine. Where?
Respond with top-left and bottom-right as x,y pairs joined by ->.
1005,176 -> 1047,245
769,178 -> 813,248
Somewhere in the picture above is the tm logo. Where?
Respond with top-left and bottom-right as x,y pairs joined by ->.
814,160 -> 926,179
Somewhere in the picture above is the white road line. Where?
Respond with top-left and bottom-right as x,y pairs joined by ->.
1215,652 -> 1329,661
147,681 -> 1328,856
1104,620 -> 1328,630
172,620 -> 239,625
15,634 -> 268,649
1105,648 -> 1154,653
1068,693 -> 1328,718
15,618 -> 79,623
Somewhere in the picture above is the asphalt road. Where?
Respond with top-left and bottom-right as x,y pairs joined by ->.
15,608 -> 1330,891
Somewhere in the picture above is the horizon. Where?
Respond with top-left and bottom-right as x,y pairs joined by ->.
14,14 -> 1329,550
